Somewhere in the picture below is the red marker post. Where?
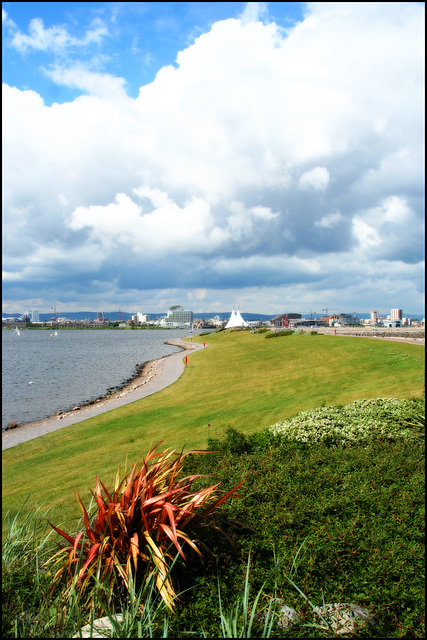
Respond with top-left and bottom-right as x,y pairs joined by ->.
184,356 -> 188,366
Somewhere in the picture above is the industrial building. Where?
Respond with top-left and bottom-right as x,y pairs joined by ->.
271,313 -> 301,327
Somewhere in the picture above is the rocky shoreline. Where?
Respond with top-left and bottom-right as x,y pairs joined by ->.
309,326 -> 425,342
2,340 -> 204,450
3,354 -> 174,433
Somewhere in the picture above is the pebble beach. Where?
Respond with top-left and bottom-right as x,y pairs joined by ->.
2,340 -> 204,451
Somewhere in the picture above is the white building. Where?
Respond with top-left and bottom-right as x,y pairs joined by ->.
225,308 -> 249,328
160,305 -> 193,328
132,312 -> 150,324
391,308 -> 402,320
31,309 -> 39,322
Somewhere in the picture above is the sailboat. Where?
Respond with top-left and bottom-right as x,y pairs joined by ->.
14,326 -> 20,336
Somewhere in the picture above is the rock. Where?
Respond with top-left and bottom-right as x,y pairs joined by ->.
5,422 -> 19,430
260,599 -> 378,634
312,602 -> 379,634
73,614 -> 123,638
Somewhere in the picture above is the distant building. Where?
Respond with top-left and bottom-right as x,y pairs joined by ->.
335,313 -> 361,326
384,319 -> 402,328
160,305 -> 193,328
225,308 -> 249,328
132,312 -> 150,324
31,309 -> 39,323
271,313 -> 301,327
370,311 -> 378,324
391,308 -> 402,320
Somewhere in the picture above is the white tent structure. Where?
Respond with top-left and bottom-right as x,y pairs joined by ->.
225,307 -> 249,329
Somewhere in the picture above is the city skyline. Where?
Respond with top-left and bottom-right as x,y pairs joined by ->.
2,2 -> 425,315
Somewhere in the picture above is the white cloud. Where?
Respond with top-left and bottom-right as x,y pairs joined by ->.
352,218 -> 382,248
2,8 -> 16,29
2,2 -> 424,313
9,17 -> 108,54
299,166 -> 330,191
314,211 -> 343,228
240,2 -> 269,25
44,64 -> 127,98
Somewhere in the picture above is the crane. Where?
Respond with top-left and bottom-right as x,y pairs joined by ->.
323,308 -> 339,317
302,311 -> 316,320
51,307 -> 60,321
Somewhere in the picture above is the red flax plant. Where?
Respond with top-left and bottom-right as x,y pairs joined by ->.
47,443 -> 244,614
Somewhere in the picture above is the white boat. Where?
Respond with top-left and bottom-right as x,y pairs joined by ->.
14,326 -> 20,336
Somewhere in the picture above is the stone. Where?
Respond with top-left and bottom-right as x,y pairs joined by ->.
260,599 -> 378,634
73,614 -> 124,638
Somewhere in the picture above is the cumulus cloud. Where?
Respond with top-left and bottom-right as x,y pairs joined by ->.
2,2 -> 424,314
44,64 -> 128,98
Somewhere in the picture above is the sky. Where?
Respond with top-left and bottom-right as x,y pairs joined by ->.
2,2 -> 425,316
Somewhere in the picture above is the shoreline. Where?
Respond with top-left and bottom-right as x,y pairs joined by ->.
2,331 -> 423,451
2,339 -> 204,451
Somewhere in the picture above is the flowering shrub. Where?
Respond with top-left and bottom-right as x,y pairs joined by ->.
269,398 -> 424,447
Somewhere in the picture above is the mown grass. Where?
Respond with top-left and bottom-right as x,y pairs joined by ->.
2,331 -> 424,534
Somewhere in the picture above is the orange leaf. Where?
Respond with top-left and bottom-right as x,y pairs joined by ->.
130,532 -> 139,571
77,542 -> 101,583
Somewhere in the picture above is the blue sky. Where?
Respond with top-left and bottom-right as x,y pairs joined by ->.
2,2 -> 425,316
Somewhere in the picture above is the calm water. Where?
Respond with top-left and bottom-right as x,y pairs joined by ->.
2,328 -> 192,430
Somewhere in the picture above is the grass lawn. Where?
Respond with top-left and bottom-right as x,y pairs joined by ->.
2,331 -> 424,533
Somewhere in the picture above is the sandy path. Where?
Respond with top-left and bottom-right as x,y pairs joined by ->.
2,340 -> 204,451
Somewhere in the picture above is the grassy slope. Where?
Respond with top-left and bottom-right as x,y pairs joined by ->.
2,331 -> 424,531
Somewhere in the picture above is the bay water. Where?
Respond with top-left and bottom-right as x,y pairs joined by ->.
2,328 -> 192,430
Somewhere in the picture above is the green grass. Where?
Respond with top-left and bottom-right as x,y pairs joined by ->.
3,399 -> 424,637
2,331 -> 424,534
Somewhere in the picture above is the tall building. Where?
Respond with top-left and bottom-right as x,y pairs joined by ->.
391,308 -> 402,320
370,311 -> 378,324
160,305 -> 193,327
31,309 -> 39,322
132,312 -> 150,324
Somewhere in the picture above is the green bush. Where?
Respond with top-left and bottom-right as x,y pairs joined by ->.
265,330 -> 293,339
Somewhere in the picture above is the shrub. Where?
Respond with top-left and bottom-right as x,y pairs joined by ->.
46,443 -> 244,615
265,330 -> 293,339
269,397 -> 425,447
